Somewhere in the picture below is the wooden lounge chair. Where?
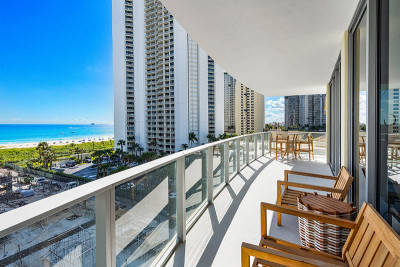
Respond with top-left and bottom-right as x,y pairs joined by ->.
277,167 -> 353,225
241,202 -> 400,267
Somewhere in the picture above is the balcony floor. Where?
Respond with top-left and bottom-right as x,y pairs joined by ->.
165,154 -> 333,266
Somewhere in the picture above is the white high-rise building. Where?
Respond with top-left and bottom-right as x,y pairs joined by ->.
113,0 -> 224,154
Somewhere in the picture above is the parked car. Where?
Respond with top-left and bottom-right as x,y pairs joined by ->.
59,163 -> 66,168
18,189 -> 34,198
87,175 -> 97,180
33,177 -> 46,185
65,181 -> 78,189
85,158 -> 92,163
51,167 -> 65,172
66,161 -> 76,167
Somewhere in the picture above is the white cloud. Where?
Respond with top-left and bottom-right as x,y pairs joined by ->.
359,92 -> 366,124
265,96 -> 285,123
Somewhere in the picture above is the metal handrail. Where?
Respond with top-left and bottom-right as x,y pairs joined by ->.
0,132 -> 268,239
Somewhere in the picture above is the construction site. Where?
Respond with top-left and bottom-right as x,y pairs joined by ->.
0,167 -> 96,266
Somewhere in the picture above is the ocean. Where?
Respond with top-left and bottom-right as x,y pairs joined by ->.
0,124 -> 114,145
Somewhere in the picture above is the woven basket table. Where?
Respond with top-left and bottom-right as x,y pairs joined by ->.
297,192 -> 357,256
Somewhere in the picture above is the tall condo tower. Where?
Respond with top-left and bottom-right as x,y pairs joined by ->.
113,0 -> 224,153
284,94 -> 326,128
223,73 -> 264,135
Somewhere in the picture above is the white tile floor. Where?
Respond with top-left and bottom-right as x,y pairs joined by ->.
165,155 -> 333,266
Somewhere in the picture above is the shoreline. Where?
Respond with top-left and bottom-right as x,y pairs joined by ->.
0,136 -> 114,149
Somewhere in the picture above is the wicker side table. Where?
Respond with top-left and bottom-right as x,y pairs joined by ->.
297,192 -> 357,256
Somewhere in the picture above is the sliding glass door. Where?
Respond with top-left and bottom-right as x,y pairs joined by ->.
378,0 -> 400,232
329,58 -> 341,175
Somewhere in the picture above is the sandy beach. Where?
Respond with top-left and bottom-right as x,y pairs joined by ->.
0,136 -> 114,149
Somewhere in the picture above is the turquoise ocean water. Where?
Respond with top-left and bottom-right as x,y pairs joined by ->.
0,124 -> 114,145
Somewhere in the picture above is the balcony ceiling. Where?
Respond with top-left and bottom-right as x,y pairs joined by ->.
160,0 -> 359,96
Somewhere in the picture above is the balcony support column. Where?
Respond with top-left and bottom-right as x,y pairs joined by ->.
95,188 -> 116,267
176,157 -> 186,242
255,135 -> 258,159
261,133 -> 265,156
236,139 -> 241,173
224,142 -> 229,184
246,136 -> 250,165
207,147 -> 214,203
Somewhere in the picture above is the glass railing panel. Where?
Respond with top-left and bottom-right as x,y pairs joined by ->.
311,132 -> 327,159
264,133 -> 270,155
240,137 -> 246,169
228,141 -> 237,179
212,144 -> 224,194
249,135 -> 255,162
257,134 -> 263,158
115,162 -> 177,266
1,198 -> 96,266
185,150 -> 207,221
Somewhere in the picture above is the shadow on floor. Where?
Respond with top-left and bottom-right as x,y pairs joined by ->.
170,158 -> 275,267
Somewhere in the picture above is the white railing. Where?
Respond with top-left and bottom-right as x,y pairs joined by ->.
0,132 -> 270,267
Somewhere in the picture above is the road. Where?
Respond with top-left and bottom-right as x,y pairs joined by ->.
63,163 -> 97,178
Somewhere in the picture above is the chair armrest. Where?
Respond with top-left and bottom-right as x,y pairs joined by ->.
284,170 -> 337,182
241,242 -> 343,267
278,180 -> 343,194
260,202 -> 356,237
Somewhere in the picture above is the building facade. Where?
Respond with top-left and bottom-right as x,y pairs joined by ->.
285,94 -> 326,129
224,73 -> 236,133
113,0 -> 224,153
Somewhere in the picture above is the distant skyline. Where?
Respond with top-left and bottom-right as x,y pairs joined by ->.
265,93 -> 366,125
0,1 -> 113,125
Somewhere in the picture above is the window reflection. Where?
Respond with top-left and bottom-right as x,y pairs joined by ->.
379,0 -> 400,233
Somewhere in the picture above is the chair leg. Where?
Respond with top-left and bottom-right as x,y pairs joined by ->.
277,184 -> 282,226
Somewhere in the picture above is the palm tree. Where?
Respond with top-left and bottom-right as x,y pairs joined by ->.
188,132 -> 198,147
101,141 -> 106,148
218,133 -> 230,140
117,139 -> 126,152
206,133 -> 217,143
138,146 -> 144,156
132,142 -> 139,156
150,140 -> 157,152
47,150 -> 57,169
91,141 -> 95,151
36,142 -> 49,168
127,136 -> 136,154
181,144 -> 188,150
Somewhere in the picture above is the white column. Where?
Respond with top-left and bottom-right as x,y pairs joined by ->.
255,135 -> 258,159
176,157 -> 186,242
207,147 -> 214,203
236,139 -> 240,173
96,188 -> 116,267
246,136 -> 250,165
261,133 -> 265,156
224,142 -> 229,184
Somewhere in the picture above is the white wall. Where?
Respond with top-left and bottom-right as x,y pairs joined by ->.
198,47 -> 209,144
112,0 -> 127,150
173,19 -> 189,152
133,0 -> 147,151
214,62 -> 225,136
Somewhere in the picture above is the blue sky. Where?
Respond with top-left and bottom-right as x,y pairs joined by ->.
0,0 -> 113,124
265,96 -> 284,124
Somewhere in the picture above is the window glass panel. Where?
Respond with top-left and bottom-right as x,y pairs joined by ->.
379,0 -> 400,233
185,151 -> 207,221
115,162 -> 176,266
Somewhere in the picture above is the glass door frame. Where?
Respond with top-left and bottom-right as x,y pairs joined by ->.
328,55 -> 341,176
348,0 -> 368,207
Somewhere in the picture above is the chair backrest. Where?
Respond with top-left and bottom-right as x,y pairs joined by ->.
342,203 -> 400,265
270,131 -> 277,140
332,167 -> 353,199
